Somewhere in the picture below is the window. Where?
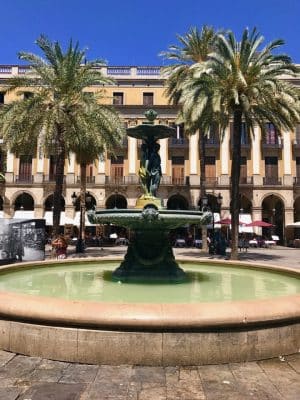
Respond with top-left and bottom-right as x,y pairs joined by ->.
19,155 -> 32,181
265,123 -> 278,145
172,157 -> 184,185
240,156 -> 247,183
205,156 -> 216,184
113,92 -> 124,105
0,92 -> 4,104
143,92 -> 154,106
24,92 -> 33,99
265,156 -> 278,184
110,156 -> 124,185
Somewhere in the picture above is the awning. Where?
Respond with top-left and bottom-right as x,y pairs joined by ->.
73,211 -> 97,227
44,211 -> 74,226
13,210 -> 35,220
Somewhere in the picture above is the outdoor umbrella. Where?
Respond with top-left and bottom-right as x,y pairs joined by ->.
246,220 -> 273,227
219,218 -> 232,225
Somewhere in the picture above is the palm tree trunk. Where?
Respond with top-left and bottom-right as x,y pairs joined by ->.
230,109 -> 242,259
52,124 -> 65,238
199,132 -> 208,252
78,162 -> 87,252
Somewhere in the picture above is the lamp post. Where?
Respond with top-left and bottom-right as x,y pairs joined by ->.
203,193 -> 223,255
72,191 -> 92,253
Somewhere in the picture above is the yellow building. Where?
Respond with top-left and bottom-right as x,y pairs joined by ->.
0,65 -> 300,244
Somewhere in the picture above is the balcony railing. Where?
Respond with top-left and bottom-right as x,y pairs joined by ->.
105,176 -> 139,185
294,177 -> 300,185
44,175 -> 66,183
262,139 -> 283,149
0,66 -> 12,74
204,177 -> 218,187
76,176 -> 95,184
169,137 -> 188,147
160,176 -> 188,186
136,67 -> 160,75
263,177 -> 282,185
107,67 -> 131,76
15,175 -> 33,183
205,138 -> 220,147
240,176 -> 253,184
18,66 -> 30,74
292,139 -> 300,149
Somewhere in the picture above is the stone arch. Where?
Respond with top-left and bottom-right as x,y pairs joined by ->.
14,192 -> 34,211
10,190 -> 38,208
293,196 -> 300,222
198,193 -> 222,213
261,194 -> 284,242
167,194 -> 189,210
105,193 -> 127,209
44,194 -> 66,211
73,192 -> 97,212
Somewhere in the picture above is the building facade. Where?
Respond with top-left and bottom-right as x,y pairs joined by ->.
0,65 -> 300,244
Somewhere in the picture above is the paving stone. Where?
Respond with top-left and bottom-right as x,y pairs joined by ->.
29,359 -> 70,383
0,387 -> 22,400
166,367 -> 205,400
0,355 -> 41,379
0,350 -> 15,367
286,353 -> 300,373
60,363 -> 99,383
95,365 -> 133,382
132,366 -> 165,384
259,358 -> 300,400
230,361 -> 284,399
198,364 -> 247,400
19,382 -> 86,400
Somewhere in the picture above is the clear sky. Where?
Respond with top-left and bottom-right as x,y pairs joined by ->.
1,0 -> 300,65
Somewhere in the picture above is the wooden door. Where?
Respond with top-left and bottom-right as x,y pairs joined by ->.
19,155 -> 32,181
265,157 -> 278,184
205,156 -> 216,184
240,157 -> 247,183
172,166 -> 184,185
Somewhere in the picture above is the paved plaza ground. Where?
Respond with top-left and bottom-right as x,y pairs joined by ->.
0,245 -> 299,399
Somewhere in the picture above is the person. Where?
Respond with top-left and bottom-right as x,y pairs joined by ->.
52,236 -> 68,259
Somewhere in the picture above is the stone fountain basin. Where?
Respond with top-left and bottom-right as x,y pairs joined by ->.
0,258 -> 299,365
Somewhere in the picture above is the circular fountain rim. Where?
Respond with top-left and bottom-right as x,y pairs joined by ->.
0,257 -> 299,330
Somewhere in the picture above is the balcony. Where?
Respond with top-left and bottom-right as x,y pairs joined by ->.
160,176 -> 189,186
107,67 -> 131,76
262,139 -> 283,149
292,139 -> 300,149
0,66 -> 12,74
44,175 -> 66,183
76,176 -> 95,184
204,177 -> 218,187
15,175 -> 33,183
294,177 -> 300,186
205,138 -> 220,148
136,67 -> 160,76
105,176 -> 140,185
169,137 -> 189,147
263,177 -> 282,185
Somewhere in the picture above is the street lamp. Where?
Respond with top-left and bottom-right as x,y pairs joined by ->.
204,193 -> 223,255
71,191 -> 92,253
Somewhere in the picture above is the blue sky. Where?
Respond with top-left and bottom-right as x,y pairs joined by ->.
1,0 -> 300,65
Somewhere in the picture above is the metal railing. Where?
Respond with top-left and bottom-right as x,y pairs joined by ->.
263,177 -> 282,185
15,175 -> 34,183
137,67 -> 160,75
105,176 -> 139,185
169,137 -> 188,147
0,66 -> 12,74
107,67 -> 131,75
76,176 -> 95,184
204,177 -> 218,186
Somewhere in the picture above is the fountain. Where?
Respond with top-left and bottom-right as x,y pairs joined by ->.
88,109 -> 211,282
0,111 -> 299,365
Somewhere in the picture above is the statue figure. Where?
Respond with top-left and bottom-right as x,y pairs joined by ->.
148,142 -> 162,197
138,143 -> 150,196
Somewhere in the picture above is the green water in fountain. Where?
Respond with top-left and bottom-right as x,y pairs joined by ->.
0,262 -> 299,303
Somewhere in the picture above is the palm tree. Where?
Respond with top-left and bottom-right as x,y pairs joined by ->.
161,26 -> 218,251
0,35 -> 125,237
179,28 -> 300,259
72,109 -> 124,252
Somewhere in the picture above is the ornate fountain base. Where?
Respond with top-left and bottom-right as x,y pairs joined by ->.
112,232 -> 187,283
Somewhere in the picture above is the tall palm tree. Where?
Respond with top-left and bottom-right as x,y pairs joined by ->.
0,35 -> 125,237
161,26 -> 218,251
72,108 -> 124,252
179,28 -> 300,258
